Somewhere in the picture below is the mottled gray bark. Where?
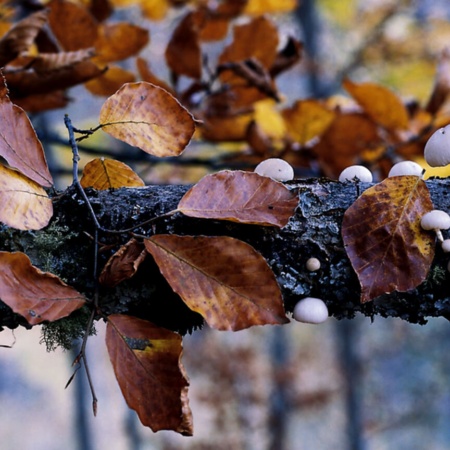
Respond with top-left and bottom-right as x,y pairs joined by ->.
1,178 -> 450,333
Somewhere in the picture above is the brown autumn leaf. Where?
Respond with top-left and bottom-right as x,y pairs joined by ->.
270,36 -> 303,77
84,65 -> 136,96
165,12 -> 202,79
99,82 -> 195,157
0,164 -> 53,230
200,112 -> 253,141
14,91 -> 69,113
144,235 -> 289,331
106,314 -> 192,435
0,10 -> 48,67
80,158 -> 144,190
94,22 -> 149,63
218,16 -> 279,83
425,48 -> 450,115
99,239 -> 147,288
342,176 -> 434,303
0,78 -> 53,187
48,0 -> 99,51
282,99 -> 336,146
177,170 -> 298,227
0,251 -> 85,325
313,112 -> 381,178
343,78 -> 409,130
136,57 -> 175,96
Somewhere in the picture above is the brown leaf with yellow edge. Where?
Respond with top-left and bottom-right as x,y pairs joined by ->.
99,82 -> 195,157
0,10 -> 48,67
0,77 -> 53,187
99,239 -> 147,288
144,235 -> 289,331
94,22 -> 149,64
0,164 -> 53,230
343,78 -> 409,130
282,99 -> 335,145
48,0 -> 98,51
0,251 -> 85,325
81,158 -> 144,190
177,170 -> 298,227
106,314 -> 192,435
84,65 -> 136,96
342,176 -> 434,303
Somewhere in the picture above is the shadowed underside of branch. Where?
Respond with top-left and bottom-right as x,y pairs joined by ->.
1,177 -> 450,333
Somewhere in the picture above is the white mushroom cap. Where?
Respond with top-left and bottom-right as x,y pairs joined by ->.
388,161 -> 423,178
293,297 -> 328,324
442,239 -> 450,253
424,125 -> 450,167
420,210 -> 450,242
338,165 -> 373,183
306,257 -> 321,272
254,158 -> 294,182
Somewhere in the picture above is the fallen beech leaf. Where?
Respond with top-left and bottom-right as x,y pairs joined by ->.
0,164 -> 53,230
99,82 -> 195,157
0,77 -> 53,187
343,78 -> 409,130
0,10 -> 48,67
84,65 -> 136,96
81,158 -> 144,190
0,251 -> 85,325
94,22 -> 149,63
48,0 -> 98,51
282,99 -> 335,145
145,235 -> 289,331
99,239 -> 147,288
106,314 -> 192,435
165,12 -> 202,79
342,176 -> 434,303
177,170 -> 298,227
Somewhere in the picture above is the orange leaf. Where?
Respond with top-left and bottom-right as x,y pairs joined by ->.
144,235 -> 289,331
48,0 -> 98,51
0,77 -> 52,187
0,251 -> 85,325
106,314 -> 192,435
282,99 -> 335,145
343,78 -> 409,130
94,22 -> 149,63
177,170 -> 298,227
84,65 -> 136,96
81,158 -> 144,189
136,57 -> 175,96
244,0 -> 298,14
0,10 -> 48,67
99,239 -> 147,288
165,12 -> 202,79
0,164 -> 53,230
99,82 -> 195,157
342,176 -> 434,303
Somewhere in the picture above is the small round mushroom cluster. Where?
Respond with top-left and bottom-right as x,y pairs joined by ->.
421,209 -> 450,272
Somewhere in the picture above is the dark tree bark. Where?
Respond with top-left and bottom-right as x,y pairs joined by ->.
2,177 -> 450,333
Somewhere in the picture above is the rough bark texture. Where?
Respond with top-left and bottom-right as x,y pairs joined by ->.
1,178 -> 450,333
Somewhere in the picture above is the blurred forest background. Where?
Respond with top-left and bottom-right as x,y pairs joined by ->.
0,0 -> 450,449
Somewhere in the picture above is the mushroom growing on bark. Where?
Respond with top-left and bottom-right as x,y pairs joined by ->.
388,161 -> 423,177
338,165 -> 373,183
293,297 -> 328,324
424,125 -> 450,167
420,210 -> 450,242
254,158 -> 294,182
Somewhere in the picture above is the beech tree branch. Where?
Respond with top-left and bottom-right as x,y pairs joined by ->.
1,177 -> 450,333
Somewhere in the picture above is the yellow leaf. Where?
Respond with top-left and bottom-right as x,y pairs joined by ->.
0,164 -> 53,230
254,99 -> 286,140
99,82 -> 195,157
80,158 -> 145,190
85,65 -> 135,96
244,0 -> 298,14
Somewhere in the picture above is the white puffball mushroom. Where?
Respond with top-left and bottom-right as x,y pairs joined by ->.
388,161 -> 423,178
293,297 -> 328,324
306,257 -> 321,272
420,210 -> 450,242
424,125 -> 450,167
442,239 -> 450,253
338,165 -> 373,183
254,158 -> 294,182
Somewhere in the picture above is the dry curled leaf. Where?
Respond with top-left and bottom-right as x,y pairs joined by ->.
177,170 -> 298,227
0,251 -> 85,325
342,176 -> 434,303
99,82 -> 195,157
145,235 -> 289,331
106,314 -> 192,435
99,239 -> 147,287
81,158 -> 144,189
